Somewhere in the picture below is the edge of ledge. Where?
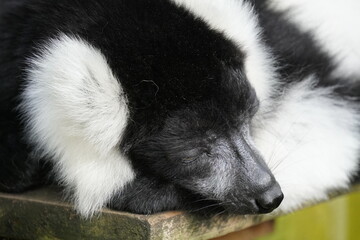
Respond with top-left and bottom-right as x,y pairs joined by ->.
0,186 -> 358,240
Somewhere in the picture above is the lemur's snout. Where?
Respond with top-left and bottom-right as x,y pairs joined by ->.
219,133 -> 284,214
255,182 -> 284,213
225,180 -> 283,214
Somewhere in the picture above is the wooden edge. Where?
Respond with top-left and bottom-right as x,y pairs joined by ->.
0,186 -> 359,240
0,188 -> 150,240
146,185 -> 360,239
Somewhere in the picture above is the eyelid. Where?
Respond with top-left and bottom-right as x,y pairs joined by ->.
180,155 -> 202,166
181,148 -> 209,164
182,156 -> 198,163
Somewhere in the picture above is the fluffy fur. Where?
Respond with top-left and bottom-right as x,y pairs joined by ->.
0,0 -> 359,217
21,35 -> 134,217
254,77 -> 360,212
250,0 -> 360,212
267,0 -> 360,79
171,0 -> 278,104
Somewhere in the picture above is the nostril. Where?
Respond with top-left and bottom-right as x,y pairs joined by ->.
255,184 -> 284,213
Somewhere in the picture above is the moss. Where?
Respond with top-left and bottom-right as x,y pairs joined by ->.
0,197 -> 150,240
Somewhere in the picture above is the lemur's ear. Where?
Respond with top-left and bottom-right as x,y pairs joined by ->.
21,35 -> 135,217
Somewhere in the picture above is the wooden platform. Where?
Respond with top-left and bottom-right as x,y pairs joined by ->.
0,187 -> 357,240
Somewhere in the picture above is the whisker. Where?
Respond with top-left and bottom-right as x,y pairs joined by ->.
270,132 -> 312,175
191,198 -> 219,203
213,209 -> 227,218
189,203 -> 222,213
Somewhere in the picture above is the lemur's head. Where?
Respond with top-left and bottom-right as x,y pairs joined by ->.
128,92 -> 283,214
113,0 -> 283,214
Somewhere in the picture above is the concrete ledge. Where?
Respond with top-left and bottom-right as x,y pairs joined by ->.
0,186 -> 358,240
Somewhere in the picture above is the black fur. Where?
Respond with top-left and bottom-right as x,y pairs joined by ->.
109,174 -> 224,215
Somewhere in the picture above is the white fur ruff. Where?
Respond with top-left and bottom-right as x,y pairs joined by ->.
268,0 -> 360,80
21,35 -> 135,217
253,77 -> 360,212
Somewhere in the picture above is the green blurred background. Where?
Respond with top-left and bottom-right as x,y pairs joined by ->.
258,191 -> 360,240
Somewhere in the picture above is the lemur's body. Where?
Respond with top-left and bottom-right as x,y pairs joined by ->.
0,0 -> 359,217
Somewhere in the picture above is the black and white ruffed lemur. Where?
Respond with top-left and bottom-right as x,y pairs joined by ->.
0,0 -> 359,217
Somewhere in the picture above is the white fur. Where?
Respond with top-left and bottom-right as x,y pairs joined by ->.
21,35 -> 135,217
171,0 -> 278,104
268,0 -> 360,79
253,76 -> 360,212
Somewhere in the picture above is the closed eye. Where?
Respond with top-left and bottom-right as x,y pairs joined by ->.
180,147 -> 210,164
182,156 -> 198,163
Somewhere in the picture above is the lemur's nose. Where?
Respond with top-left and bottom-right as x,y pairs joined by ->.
255,182 -> 284,213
